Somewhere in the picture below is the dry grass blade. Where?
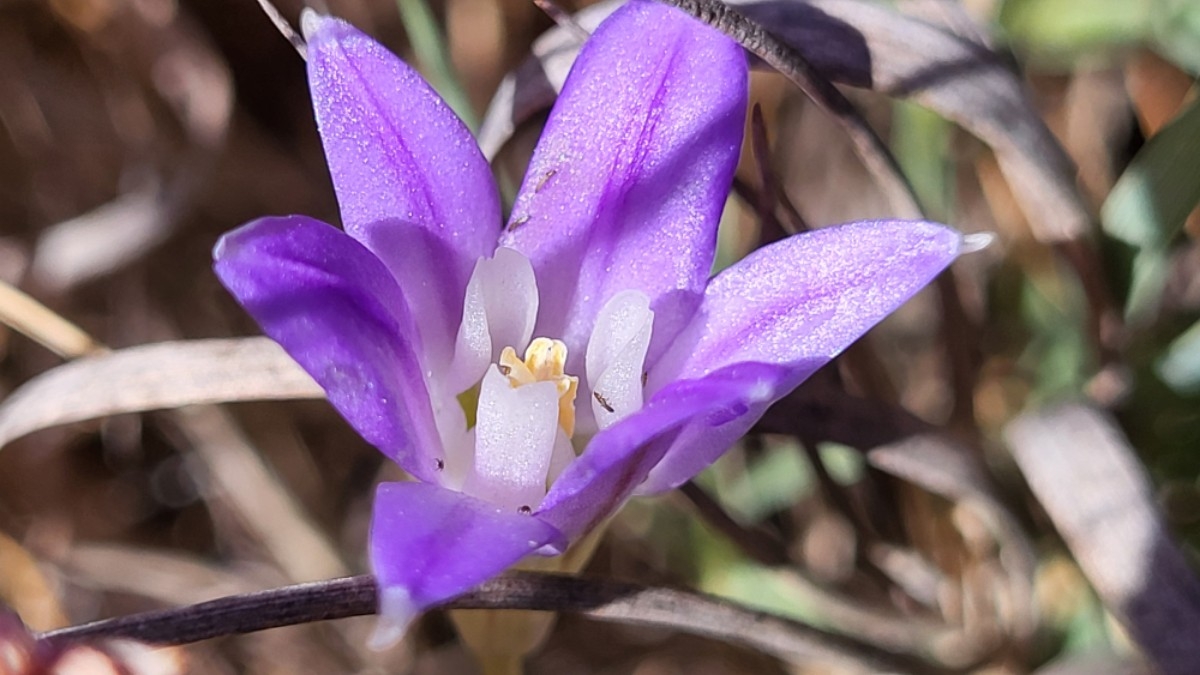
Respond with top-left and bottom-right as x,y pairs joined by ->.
755,379 -> 1036,661
63,544 -> 262,607
169,404 -> 348,582
0,280 -> 103,359
1005,404 -> 1200,675
33,185 -> 175,296
868,435 -> 1037,577
0,531 -> 68,631
0,338 -> 322,451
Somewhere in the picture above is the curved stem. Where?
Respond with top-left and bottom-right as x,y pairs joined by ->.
40,572 -> 946,674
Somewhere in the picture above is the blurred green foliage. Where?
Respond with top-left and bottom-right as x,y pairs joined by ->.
1103,97 -> 1200,322
999,0 -> 1200,73
395,0 -> 478,128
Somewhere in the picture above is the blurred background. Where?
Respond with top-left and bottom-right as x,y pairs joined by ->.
0,0 -> 1197,672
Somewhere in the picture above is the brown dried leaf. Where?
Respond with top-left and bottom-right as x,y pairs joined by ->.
0,338 -> 322,451
1005,403 -> 1200,675
867,434 -> 1038,645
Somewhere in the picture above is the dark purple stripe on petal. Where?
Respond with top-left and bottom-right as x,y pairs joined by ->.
305,14 -> 500,353
213,215 -> 443,482
499,0 -> 747,373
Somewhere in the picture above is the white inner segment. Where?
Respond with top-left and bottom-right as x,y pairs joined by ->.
447,247 -> 538,394
586,290 -> 654,430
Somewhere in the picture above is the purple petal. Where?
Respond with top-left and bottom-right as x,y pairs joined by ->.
213,216 -> 443,482
652,220 -> 963,383
303,13 -> 500,353
370,482 -> 564,631
639,220 -> 962,493
355,219 -> 477,368
498,0 -> 747,370
536,362 -> 787,545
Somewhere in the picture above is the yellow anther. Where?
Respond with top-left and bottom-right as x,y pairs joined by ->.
498,347 -> 535,385
498,338 -> 578,437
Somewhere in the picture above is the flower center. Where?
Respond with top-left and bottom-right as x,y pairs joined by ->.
498,338 -> 579,438
438,248 -> 654,511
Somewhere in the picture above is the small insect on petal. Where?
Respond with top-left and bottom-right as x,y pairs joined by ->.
593,390 -> 615,413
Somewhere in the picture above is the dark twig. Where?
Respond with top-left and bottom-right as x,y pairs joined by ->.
41,572 -> 945,673
934,271 -> 981,435
745,103 -> 812,245
798,438 -> 871,538
748,104 -> 790,242
655,0 -> 922,219
678,480 -> 791,566
42,575 -> 374,645
1055,239 -> 1127,382
796,439 -> 911,593
755,376 -> 934,450
254,0 -> 307,59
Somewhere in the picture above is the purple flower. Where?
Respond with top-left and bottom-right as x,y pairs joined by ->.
214,0 -> 963,637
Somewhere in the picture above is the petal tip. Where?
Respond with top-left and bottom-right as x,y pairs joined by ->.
211,232 -> 229,262
299,8 -> 330,41
368,586 -> 419,651
960,231 -> 996,255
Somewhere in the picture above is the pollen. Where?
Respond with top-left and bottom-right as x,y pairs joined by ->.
499,337 -> 579,437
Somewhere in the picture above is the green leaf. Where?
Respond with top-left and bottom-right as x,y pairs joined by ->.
395,0 -> 477,130
1102,96 -> 1200,319
1125,248 -> 1172,321
1150,0 -> 1200,74
1103,97 -> 1200,249
708,440 -> 812,523
817,442 -> 865,486
1020,273 -> 1091,399
999,0 -> 1151,55
892,101 -> 954,221
1157,319 -> 1200,394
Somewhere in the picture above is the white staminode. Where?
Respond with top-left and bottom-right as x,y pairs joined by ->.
438,248 -> 654,511
467,365 -> 563,509
448,247 -> 538,394
586,290 -> 653,430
